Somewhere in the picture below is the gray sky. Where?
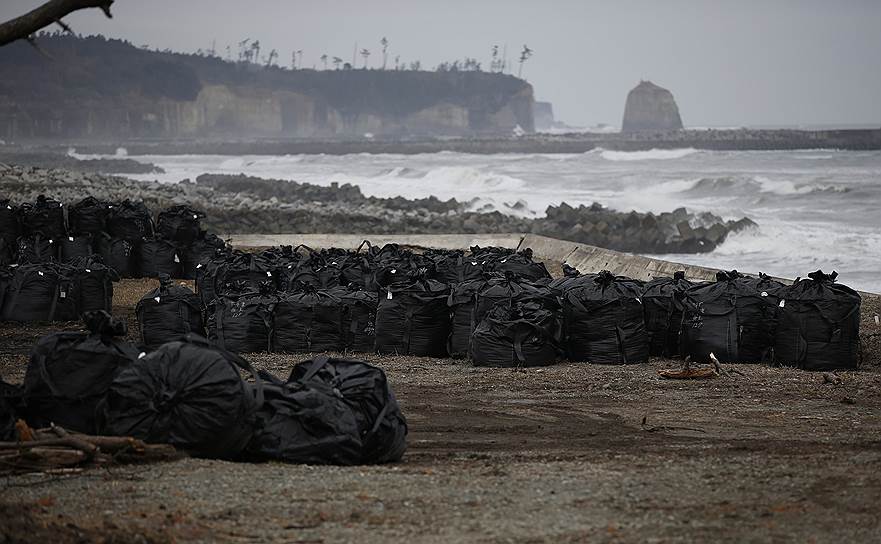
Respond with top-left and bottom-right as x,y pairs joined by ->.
3,0 -> 880,127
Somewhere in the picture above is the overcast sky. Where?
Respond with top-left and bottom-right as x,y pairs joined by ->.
3,0 -> 880,127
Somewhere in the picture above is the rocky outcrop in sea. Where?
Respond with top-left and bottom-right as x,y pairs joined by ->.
621,80 -> 684,133
0,165 -> 755,254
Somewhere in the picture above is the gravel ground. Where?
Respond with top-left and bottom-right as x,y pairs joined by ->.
2,279 -> 881,543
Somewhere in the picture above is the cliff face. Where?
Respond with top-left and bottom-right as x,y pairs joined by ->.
0,36 -> 534,140
621,81 -> 683,133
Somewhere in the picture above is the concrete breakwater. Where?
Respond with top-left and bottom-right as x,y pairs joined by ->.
0,166 -> 754,255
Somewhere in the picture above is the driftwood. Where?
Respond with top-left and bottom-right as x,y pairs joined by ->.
0,421 -> 182,475
0,0 -> 114,48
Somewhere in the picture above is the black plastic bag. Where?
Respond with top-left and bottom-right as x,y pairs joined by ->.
471,299 -> 562,367
138,237 -> 181,278
68,197 -> 110,235
245,369 -> 363,465
774,270 -> 861,370
474,272 -> 556,325
136,274 -> 204,349
0,237 -> 16,266
488,248 -> 551,282
157,205 -> 205,245
18,195 -> 66,240
289,357 -> 408,464
99,334 -> 263,459
60,233 -> 95,262
207,292 -> 275,353
107,200 -> 153,241
375,273 -> 450,356
447,275 -> 499,358
642,271 -> 693,357
274,286 -> 344,353
22,311 -> 139,434
334,285 -> 377,353
96,234 -> 136,278
0,199 -> 20,244
16,234 -> 57,263
1,264 -> 71,322
563,271 -> 648,364
180,232 -> 229,280
681,270 -> 779,364
70,256 -> 118,314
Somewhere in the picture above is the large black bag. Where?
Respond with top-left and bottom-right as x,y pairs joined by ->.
2,264 -> 67,322
71,256 -> 118,314
16,234 -> 57,263
375,273 -> 450,356
0,237 -> 14,266
214,253 -> 277,297
681,270 -> 779,364
180,232 -> 229,280
22,312 -> 138,434
60,233 -> 95,262
68,197 -> 110,235
773,270 -> 861,370
447,275 -> 499,358
642,271 -> 693,357
246,369 -> 362,465
426,249 -> 485,284
471,299 -> 562,367
563,271 -> 648,364
96,234 -> 136,278
0,199 -> 20,244
156,205 -> 204,245
474,272 -> 555,325
107,199 -> 153,241
488,248 -> 551,282
136,274 -> 203,349
549,264 -> 594,292
100,334 -> 263,459
18,195 -> 66,240
274,287 -> 344,353
289,357 -> 408,464
207,292 -> 275,353
138,237 -> 181,278
335,286 -> 378,353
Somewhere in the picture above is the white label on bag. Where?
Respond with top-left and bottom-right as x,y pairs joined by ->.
761,291 -> 768,297
85,269 -> 91,273
266,271 -> 272,277
154,297 -> 161,303
138,352 -> 146,359
193,214 -> 198,219
387,291 -> 393,300
391,269 -> 397,274
196,264 -> 202,269
59,291 -> 66,299
471,262 -> 478,266
38,271 -> 44,276
69,236 -> 74,242
779,300 -> 786,308
174,254 -> 180,263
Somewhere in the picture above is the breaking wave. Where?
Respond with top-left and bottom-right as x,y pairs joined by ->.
597,148 -> 701,161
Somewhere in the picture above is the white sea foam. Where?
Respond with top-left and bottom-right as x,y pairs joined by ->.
598,147 -> 700,161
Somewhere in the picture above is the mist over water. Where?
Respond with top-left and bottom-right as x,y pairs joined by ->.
99,148 -> 881,292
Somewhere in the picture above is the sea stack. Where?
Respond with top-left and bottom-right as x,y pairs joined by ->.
621,80 -> 683,132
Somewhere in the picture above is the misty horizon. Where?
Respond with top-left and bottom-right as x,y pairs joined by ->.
2,0 -> 880,128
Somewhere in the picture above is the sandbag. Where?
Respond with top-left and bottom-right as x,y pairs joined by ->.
214,253 -> 277,297
59,233 -> 95,262
0,199 -> 20,244
474,272 -> 556,326
18,195 -> 65,240
488,248 -> 551,282
68,196 -> 110,235
16,234 -> 57,263
156,205 -> 204,245
289,357 -> 408,464
375,274 -> 450,356
180,232 -> 228,280
338,241 -> 374,288
549,264 -> 593,292
773,270 -> 861,370
426,249 -> 485,284
206,292 -> 275,353
681,270 -> 779,364
22,311 -> 138,434
70,256 -> 118,314
447,275 -> 499,358
96,234 -> 136,278
471,299 -> 562,367
0,237 -> 15,266
1,264 -> 71,322
137,237 -> 181,278
136,274 -> 203,349
563,271 -> 648,364
99,335 -> 262,459
273,287 -> 344,353
642,271 -> 693,357
335,286 -> 377,353
106,199 -> 153,241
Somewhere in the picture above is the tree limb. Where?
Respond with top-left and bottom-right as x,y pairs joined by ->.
0,0 -> 114,47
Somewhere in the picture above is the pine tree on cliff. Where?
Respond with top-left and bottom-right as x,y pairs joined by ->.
0,0 -> 114,48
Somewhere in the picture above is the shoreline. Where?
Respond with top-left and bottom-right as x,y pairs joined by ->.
8,127 -> 880,156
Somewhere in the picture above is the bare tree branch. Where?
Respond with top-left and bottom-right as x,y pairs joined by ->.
0,0 -> 114,48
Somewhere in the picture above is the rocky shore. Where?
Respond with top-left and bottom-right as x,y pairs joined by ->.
0,165 -> 755,254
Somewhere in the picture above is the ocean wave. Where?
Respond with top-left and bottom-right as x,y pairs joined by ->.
598,148 -> 701,162
680,176 -> 849,196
